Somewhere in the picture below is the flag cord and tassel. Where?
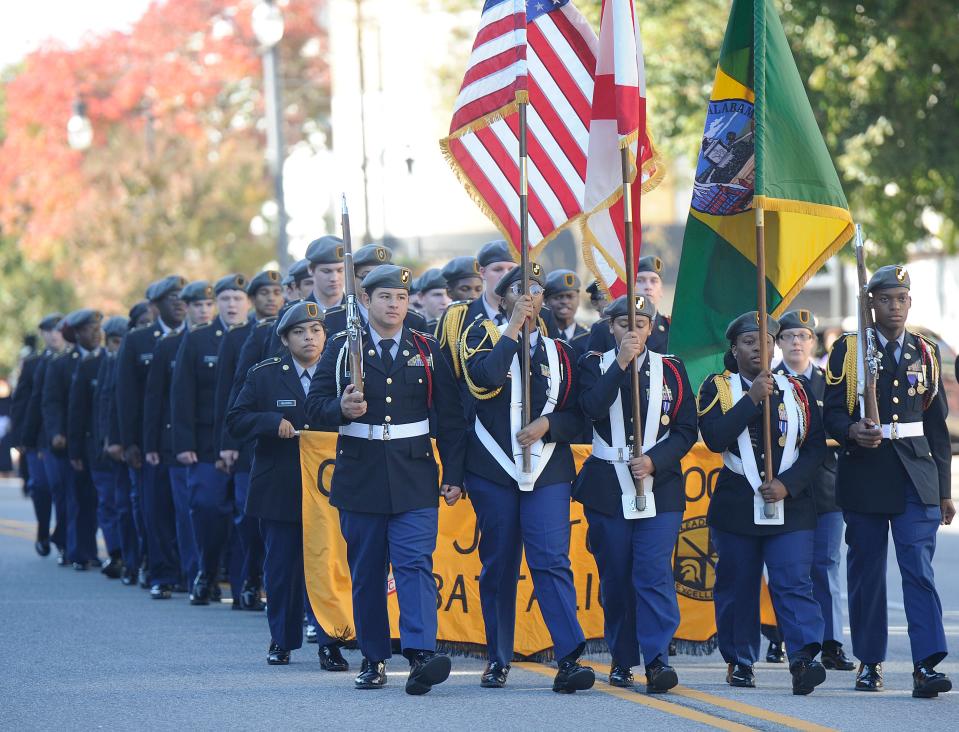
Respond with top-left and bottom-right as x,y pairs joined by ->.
755,206 -> 776,519
518,99 -> 532,473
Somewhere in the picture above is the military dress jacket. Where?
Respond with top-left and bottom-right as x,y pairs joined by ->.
587,312 -> 670,355
10,352 -> 40,446
94,351 -> 121,451
67,350 -> 108,469
306,325 -> 467,515
41,347 -> 81,453
823,331 -> 950,514
115,324 -> 167,451
171,319 -> 227,462
212,321 -> 254,471
21,350 -> 56,450
573,349 -> 697,516
698,372 -> 826,536
322,304 -> 427,341
462,319 -> 582,489
143,331 -> 185,464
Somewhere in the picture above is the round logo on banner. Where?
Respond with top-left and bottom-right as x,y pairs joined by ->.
673,516 -> 718,601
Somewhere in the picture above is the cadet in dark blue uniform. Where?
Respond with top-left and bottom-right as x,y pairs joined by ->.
764,310 -> 855,671
587,256 -> 670,354
544,269 -> 590,358
306,265 -> 467,695
585,280 -> 608,320
228,301 -> 348,670
143,281 -> 213,598
573,295 -> 697,692
461,263 -> 595,694
304,236 -> 345,312
65,309 -> 121,576
173,274 -> 250,605
441,256 -> 484,310
214,270 -> 284,611
823,265 -> 953,698
416,268 -> 451,335
283,258 -> 314,304
13,313 -> 65,557
698,312 -> 827,695
116,275 -> 187,587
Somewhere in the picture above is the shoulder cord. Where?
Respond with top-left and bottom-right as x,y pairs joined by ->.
824,335 -> 858,416
439,305 -> 469,378
787,375 -> 810,445
914,335 -> 940,407
460,321 -> 504,400
555,341 -> 572,410
662,358 -> 684,420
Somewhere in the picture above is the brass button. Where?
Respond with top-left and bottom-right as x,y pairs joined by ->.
892,397 -> 899,404
760,471 -> 766,478
418,378 -> 423,384
385,416 -> 392,423
165,424 -> 171,429
386,396 -> 392,403
893,380 -> 899,386
303,424 -> 309,429
893,414 -> 899,421
386,378 -> 392,384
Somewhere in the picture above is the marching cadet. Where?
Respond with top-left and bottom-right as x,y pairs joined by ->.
306,264 -> 467,695
544,269 -> 590,358
764,310 -> 854,670
442,255 -> 484,305
416,268 -> 451,333
304,236 -> 346,312
143,281 -> 214,599
173,274 -> 250,605
213,270 -> 284,611
433,255 -> 483,375
573,295 -> 697,692
698,313 -> 828,695
96,315 -> 141,585
14,313 -> 65,558
227,301 -> 347,670
282,258 -> 314,304
461,263 -> 595,694
409,274 -> 425,316
66,309 -> 123,578
585,280 -> 608,318
823,265 -> 953,698
323,243 -> 428,335
116,275 -> 187,587
587,256 -> 670,354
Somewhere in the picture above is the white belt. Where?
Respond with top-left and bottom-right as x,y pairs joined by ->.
723,451 -> 745,475
338,419 -> 430,441
591,444 -> 632,463
881,421 -> 923,439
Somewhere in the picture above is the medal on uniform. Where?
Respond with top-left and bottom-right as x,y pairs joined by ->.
917,384 -> 926,394
661,384 -> 673,416
908,387 -> 917,396
660,414 -> 670,426
777,402 -> 788,445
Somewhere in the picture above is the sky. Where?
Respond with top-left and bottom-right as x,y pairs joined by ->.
0,0 -> 152,68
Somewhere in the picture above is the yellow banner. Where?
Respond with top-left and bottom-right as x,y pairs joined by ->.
301,432 -> 774,656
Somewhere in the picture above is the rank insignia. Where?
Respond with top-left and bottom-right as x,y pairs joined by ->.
277,400 -> 296,407
540,363 -> 551,378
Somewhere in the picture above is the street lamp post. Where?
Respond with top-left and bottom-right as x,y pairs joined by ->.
252,0 -> 290,270
67,98 -> 93,151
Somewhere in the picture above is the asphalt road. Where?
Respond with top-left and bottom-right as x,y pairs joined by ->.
0,475 -> 956,731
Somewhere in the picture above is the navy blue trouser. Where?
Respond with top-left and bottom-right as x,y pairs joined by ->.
90,467 -> 121,555
113,464 -> 140,571
234,472 -> 264,583
188,462 -> 232,579
712,527 -> 824,666
67,465 -> 99,564
169,465 -> 199,585
128,466 -> 147,569
142,463 -> 180,585
339,507 -> 439,661
812,511 -> 845,645
844,482 -> 947,665
261,518 -> 306,651
41,451 -> 68,551
26,450 -> 52,543
466,473 -> 586,664
585,508 -> 683,668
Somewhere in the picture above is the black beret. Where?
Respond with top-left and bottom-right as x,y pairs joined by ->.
305,236 -> 345,265
725,311 -> 780,342
494,262 -> 545,298
146,275 -> 187,302
441,256 -> 481,285
637,255 -> 664,275
277,300 -> 324,337
181,280 -> 214,303
867,264 -> 910,293
246,270 -> 282,295
289,258 -> 311,283
362,264 -> 412,293
604,294 -> 657,321
102,316 -> 128,338
353,243 -> 392,268
477,240 -> 515,267
127,301 -> 151,328
38,313 -> 64,331
544,269 -> 581,297
215,273 -> 247,295
61,308 -> 103,343
281,272 -> 294,287
585,280 -> 603,297
417,268 -> 447,293
777,309 -> 818,333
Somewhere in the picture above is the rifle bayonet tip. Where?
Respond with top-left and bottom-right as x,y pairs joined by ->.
341,194 -> 348,214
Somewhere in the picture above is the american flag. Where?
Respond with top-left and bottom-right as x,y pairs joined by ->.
440,0 -> 598,258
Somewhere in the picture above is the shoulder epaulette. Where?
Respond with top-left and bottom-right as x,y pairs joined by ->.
190,322 -> 212,333
160,329 -> 181,340
446,300 -> 472,309
255,318 -> 275,329
571,329 -> 589,341
697,371 -> 733,416
251,356 -> 282,373
330,330 -> 348,341
325,304 -> 346,316
585,350 -> 603,358
228,322 -> 247,332
411,329 -> 437,342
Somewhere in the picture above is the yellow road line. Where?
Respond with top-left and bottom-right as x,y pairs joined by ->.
0,527 -> 35,540
672,685 -> 835,732
0,518 -> 34,529
514,662 -> 754,731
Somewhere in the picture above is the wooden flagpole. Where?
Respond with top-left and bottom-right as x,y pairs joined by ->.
755,206 -> 776,518
518,100 -> 532,473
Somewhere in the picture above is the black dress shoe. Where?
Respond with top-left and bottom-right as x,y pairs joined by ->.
646,659 -> 679,693
553,658 -> 595,694
305,624 -> 318,643
765,641 -> 785,663
821,644 -> 855,671
608,663 -> 634,688
210,581 -> 222,602
150,583 -> 172,600
267,641 -> 291,666
72,561 -> 88,571
355,658 -> 387,689
240,580 -> 264,611
121,567 -> 137,586
319,643 -> 349,672
190,573 -> 211,606
481,661 -> 510,688
56,549 -> 68,566
727,663 -> 756,688
913,665 -> 951,698
35,539 -> 51,557
406,651 -> 452,695
855,662 -> 883,691
101,557 -> 123,579
790,658 -> 826,695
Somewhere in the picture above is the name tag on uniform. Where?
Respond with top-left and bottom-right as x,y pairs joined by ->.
203,355 -> 218,367
139,353 -> 152,364
277,399 -> 296,407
